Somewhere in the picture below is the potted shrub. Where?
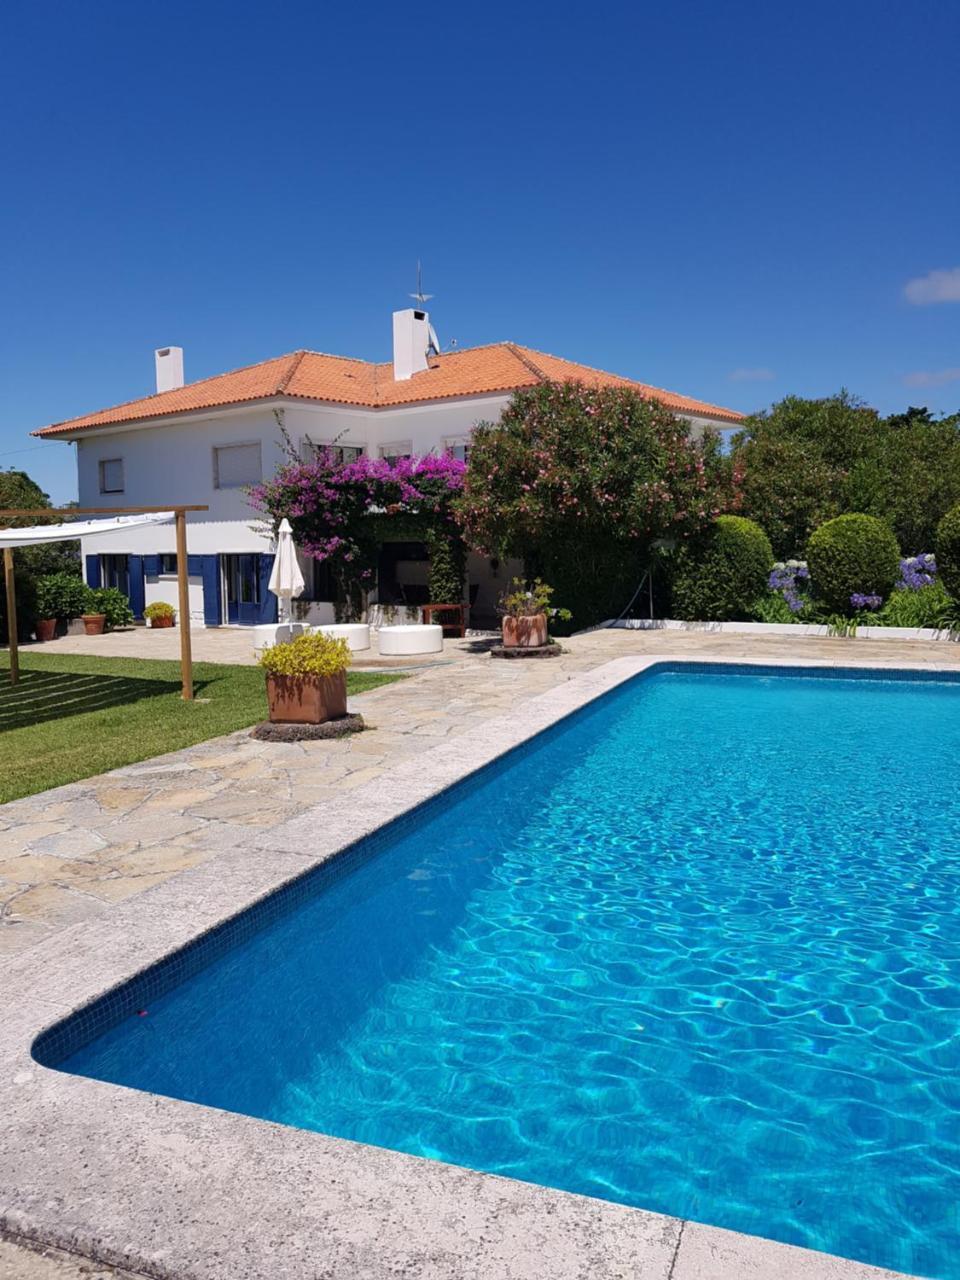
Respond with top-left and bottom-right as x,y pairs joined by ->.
85,586 -> 134,633
499,577 -> 571,648
144,601 -> 176,629
34,572 -> 89,641
258,631 -> 350,724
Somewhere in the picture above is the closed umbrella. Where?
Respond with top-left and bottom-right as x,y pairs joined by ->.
268,518 -> 305,623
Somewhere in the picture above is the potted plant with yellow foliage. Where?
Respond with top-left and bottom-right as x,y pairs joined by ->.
258,630 -> 350,724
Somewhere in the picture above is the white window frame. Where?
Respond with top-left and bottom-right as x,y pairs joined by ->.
212,441 -> 262,490
443,437 -> 471,463
98,457 -> 125,494
378,440 -> 413,464
301,438 -> 365,464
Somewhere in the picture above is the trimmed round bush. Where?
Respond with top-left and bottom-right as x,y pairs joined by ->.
806,514 -> 900,613
671,516 -> 774,621
936,504 -> 960,599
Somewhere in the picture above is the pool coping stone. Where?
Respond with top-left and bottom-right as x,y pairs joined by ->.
1,654 -> 938,1280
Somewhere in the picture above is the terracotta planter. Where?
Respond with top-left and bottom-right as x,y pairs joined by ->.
502,613 -> 548,648
35,618 -> 57,642
266,672 -> 348,724
149,615 -> 175,628
81,613 -> 106,636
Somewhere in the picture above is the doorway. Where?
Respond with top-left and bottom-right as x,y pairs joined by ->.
224,554 -> 260,624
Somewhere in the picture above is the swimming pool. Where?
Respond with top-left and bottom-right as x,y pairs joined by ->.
41,665 -> 960,1278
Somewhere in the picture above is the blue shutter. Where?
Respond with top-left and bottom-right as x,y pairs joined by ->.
85,555 -> 101,589
143,554 -> 160,578
187,555 -> 203,576
127,556 -> 145,620
257,554 -> 277,623
201,555 -> 222,627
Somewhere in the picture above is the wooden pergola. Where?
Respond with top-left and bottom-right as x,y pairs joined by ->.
1,504 -> 208,700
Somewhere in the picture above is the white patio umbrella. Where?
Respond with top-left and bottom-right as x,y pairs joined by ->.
268,518 -> 305,623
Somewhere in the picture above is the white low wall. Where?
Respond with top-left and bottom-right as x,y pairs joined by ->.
591,618 -> 960,642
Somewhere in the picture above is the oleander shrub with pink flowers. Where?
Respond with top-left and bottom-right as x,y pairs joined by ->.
456,381 -> 726,629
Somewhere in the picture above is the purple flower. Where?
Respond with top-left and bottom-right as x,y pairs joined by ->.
850,593 -> 882,610
896,553 -> 937,591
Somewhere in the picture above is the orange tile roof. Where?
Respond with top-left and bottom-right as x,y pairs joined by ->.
32,343 -> 744,436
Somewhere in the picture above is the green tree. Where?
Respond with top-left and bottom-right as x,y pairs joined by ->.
847,416 -> 960,553
0,469 -> 81,642
730,392 -> 884,558
456,382 -> 726,628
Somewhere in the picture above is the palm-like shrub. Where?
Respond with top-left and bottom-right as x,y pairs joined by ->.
936,504 -> 960,599
672,516 -> 774,621
806,514 -> 900,613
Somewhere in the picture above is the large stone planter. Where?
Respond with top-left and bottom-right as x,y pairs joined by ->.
502,613 -> 547,648
265,672 -> 347,724
35,618 -> 57,642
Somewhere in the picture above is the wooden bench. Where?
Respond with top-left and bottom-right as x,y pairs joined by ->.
421,603 -> 467,638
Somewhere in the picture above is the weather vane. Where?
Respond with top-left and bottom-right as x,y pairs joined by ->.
409,260 -> 433,308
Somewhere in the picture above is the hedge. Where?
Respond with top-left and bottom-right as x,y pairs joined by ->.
671,516 -> 774,621
936,504 -> 960,599
806,514 -> 900,613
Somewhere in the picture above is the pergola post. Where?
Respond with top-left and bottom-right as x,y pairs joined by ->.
175,509 -> 193,700
3,547 -> 18,686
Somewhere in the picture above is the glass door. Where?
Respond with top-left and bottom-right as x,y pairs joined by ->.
224,554 -> 259,624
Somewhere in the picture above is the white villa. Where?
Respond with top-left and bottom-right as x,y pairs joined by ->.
33,309 -> 743,627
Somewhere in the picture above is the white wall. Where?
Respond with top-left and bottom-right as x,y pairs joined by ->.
68,392 -> 728,625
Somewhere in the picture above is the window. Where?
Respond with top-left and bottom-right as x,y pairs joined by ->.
213,443 -> 262,489
159,554 -> 178,575
301,439 -> 364,465
99,458 -> 124,494
444,439 -> 471,464
100,554 -> 129,594
379,441 -> 412,465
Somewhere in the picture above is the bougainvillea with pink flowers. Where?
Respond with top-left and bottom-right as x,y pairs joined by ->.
250,450 -> 466,617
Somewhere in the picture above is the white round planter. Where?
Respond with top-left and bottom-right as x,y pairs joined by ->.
310,623 -> 371,652
377,624 -> 443,656
252,622 -> 307,654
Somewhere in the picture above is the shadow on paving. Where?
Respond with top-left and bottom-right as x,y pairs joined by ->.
0,667 -> 192,732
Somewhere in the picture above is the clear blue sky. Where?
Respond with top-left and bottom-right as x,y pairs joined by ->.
2,0 -> 958,503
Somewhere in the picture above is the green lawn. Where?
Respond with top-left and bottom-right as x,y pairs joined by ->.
0,652 -> 403,804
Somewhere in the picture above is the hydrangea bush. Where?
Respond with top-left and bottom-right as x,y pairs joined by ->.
768,560 -> 810,613
897,553 -> 937,590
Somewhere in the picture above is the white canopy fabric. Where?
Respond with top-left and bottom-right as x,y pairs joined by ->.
268,517 -> 305,622
0,511 -> 176,549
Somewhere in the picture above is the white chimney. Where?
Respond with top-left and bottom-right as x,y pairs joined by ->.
155,346 -> 184,393
392,309 -> 438,381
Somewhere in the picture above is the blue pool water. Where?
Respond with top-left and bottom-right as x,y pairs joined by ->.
51,666 -> 960,1277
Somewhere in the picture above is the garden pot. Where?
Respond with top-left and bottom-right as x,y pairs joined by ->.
502,613 -> 548,648
149,615 -> 175,628
266,672 -> 347,724
35,618 -> 57,642
81,613 -> 106,636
